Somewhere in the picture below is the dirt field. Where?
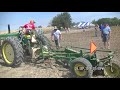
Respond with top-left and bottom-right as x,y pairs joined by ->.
0,26 -> 120,78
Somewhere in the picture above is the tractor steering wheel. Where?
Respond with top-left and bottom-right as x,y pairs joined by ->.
19,26 -> 25,34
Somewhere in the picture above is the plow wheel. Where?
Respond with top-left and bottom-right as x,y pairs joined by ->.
1,37 -> 24,67
70,58 -> 93,78
104,63 -> 120,78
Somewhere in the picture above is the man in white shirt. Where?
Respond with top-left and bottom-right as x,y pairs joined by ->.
51,26 -> 62,49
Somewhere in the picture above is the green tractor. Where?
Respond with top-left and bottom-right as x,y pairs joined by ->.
0,27 -> 51,67
0,27 -> 120,78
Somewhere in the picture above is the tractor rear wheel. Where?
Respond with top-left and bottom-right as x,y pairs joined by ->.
1,37 -> 24,67
43,35 -> 52,49
36,33 -> 51,50
70,58 -> 93,78
35,29 -> 51,49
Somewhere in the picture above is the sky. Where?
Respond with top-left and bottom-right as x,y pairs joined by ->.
0,12 -> 120,31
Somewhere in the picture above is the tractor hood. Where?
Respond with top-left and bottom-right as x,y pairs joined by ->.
0,33 -> 19,38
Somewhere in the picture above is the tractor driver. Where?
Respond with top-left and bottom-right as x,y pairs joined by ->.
21,20 -> 36,35
20,20 -> 38,43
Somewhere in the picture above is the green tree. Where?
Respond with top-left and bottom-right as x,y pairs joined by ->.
91,19 -> 97,24
71,22 -> 76,26
94,17 -> 120,26
51,12 -> 72,30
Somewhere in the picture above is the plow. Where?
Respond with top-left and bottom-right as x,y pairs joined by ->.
0,28 -> 120,78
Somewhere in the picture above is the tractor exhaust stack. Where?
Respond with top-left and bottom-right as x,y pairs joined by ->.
8,24 -> 10,33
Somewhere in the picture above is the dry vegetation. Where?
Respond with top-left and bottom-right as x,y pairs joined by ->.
42,27 -> 54,33
0,27 -> 54,34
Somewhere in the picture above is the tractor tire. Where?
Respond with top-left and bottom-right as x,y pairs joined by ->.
104,63 -> 120,78
70,58 -> 93,78
1,37 -> 24,67
36,32 -> 51,50
43,35 -> 52,49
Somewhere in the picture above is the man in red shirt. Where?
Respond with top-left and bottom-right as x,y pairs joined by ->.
21,20 -> 36,34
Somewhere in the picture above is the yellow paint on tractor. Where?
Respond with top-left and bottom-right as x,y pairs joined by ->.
74,63 -> 87,77
2,42 -> 14,64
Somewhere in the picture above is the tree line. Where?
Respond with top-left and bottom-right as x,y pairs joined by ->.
50,12 -> 120,30
92,17 -> 120,26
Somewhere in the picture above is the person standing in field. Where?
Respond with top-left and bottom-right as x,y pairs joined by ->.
101,23 -> 111,49
65,27 -> 68,33
94,24 -> 99,37
99,24 -> 103,31
99,24 -> 104,39
51,26 -> 62,49
68,27 -> 70,32
65,27 -> 70,33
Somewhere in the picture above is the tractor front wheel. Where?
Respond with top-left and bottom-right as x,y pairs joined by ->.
1,37 -> 24,67
70,58 -> 93,78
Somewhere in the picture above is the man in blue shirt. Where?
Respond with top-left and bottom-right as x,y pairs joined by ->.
99,24 -> 104,31
99,24 -> 104,38
101,23 -> 111,49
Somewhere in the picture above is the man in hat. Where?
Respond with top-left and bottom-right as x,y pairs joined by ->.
94,24 -> 99,37
51,26 -> 62,49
